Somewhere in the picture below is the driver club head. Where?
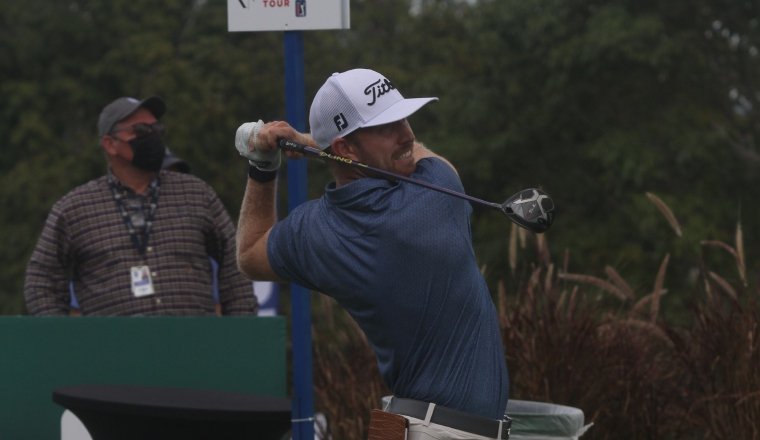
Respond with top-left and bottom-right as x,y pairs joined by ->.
501,188 -> 555,233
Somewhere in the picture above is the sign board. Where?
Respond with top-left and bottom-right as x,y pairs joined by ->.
228,0 -> 350,32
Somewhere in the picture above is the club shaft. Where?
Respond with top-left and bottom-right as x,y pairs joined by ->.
279,139 -> 501,210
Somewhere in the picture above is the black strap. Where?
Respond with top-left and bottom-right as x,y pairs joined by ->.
248,164 -> 278,183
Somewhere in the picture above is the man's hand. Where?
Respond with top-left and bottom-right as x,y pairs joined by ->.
235,120 -> 281,171
236,120 -> 316,166
257,121 -> 316,160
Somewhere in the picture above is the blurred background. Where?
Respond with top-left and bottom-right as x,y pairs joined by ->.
3,0 -> 758,317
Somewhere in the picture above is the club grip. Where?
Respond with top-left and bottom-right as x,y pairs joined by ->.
278,138 -> 305,152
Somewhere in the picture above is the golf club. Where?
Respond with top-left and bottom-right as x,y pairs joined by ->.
278,139 -> 555,233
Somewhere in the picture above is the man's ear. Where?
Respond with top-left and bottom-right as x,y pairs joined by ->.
331,137 -> 359,160
100,136 -> 119,156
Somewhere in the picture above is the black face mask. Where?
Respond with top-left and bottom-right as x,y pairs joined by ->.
129,132 -> 166,172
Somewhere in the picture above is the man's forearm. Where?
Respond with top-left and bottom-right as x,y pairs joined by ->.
235,119 -> 310,281
236,176 -> 280,280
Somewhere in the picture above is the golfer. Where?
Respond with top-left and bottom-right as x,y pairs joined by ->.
235,68 -> 510,439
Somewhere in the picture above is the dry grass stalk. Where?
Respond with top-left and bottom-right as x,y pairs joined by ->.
649,253 -> 670,322
703,274 -> 714,302
736,221 -> 747,287
565,285 -> 578,320
497,279 -> 508,326
632,293 -> 653,317
708,271 -> 738,301
701,239 -> 738,259
536,233 -> 550,266
646,192 -> 683,237
555,286 -> 578,317
526,267 -> 542,300
626,318 -> 674,347
736,389 -> 760,406
631,289 -> 668,318
557,288 -> 567,311
317,292 -> 336,331
558,272 -> 629,301
562,248 -> 569,274
509,223 -> 518,274
701,238 -> 747,288
605,265 -> 635,299
521,267 -> 541,319
544,263 -> 554,294
597,318 -> 674,347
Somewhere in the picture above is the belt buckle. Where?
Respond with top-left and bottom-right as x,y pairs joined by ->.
502,415 -> 512,439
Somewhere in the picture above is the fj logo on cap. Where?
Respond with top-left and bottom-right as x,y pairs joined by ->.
364,78 -> 396,106
333,113 -> 348,132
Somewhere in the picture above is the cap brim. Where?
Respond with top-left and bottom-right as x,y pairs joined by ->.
363,97 -> 438,128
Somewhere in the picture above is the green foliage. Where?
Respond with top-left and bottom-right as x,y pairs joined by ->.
1,0 -> 759,322
434,0 -> 760,309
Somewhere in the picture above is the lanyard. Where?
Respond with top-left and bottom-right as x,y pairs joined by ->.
107,174 -> 161,255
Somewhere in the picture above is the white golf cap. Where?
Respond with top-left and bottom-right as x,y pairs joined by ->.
309,68 -> 438,150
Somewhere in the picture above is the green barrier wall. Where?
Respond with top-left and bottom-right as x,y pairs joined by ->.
0,316 -> 286,439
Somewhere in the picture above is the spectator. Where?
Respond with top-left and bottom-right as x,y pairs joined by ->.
25,96 -> 257,316
161,147 -> 191,174
235,69 -> 509,439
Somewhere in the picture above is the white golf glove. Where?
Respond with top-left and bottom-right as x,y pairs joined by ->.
235,120 -> 282,171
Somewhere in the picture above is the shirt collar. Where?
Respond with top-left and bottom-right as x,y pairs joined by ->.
106,168 -> 159,195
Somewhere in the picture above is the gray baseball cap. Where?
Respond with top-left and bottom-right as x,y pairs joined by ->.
98,96 -> 166,137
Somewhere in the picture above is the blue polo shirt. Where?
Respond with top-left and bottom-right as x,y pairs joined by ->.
268,157 -> 509,419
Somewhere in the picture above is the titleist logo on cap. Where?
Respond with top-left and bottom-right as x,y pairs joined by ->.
364,78 -> 396,106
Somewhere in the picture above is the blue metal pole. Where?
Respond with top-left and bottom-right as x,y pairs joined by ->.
283,30 -> 314,440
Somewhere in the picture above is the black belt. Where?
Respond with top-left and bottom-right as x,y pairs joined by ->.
386,397 -> 511,439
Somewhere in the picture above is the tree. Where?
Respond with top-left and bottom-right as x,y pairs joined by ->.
1,0 -> 758,315
424,0 -> 760,311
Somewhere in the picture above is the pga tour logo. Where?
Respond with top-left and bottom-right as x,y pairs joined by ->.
295,0 -> 306,16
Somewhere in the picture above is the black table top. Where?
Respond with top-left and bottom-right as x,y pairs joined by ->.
53,384 -> 291,422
